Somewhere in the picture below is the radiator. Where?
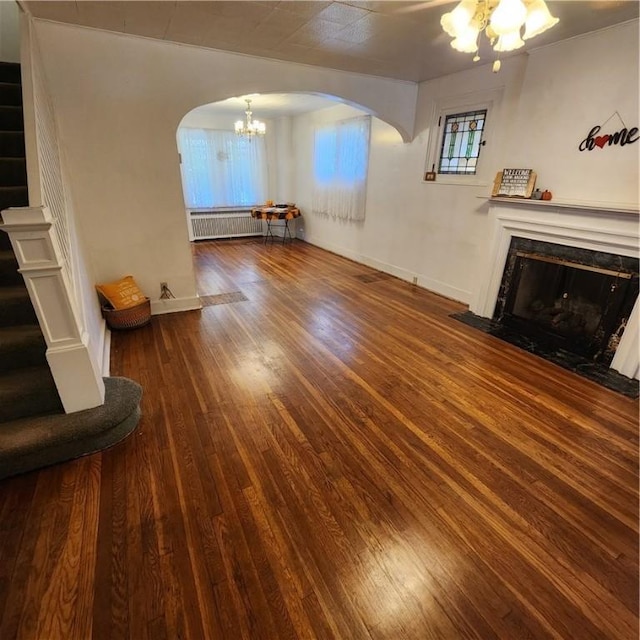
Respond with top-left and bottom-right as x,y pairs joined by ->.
188,211 -> 263,240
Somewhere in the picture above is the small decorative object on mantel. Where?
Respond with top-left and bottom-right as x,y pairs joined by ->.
578,111 -> 638,152
492,168 -> 537,198
541,190 -> 552,201
530,188 -> 543,200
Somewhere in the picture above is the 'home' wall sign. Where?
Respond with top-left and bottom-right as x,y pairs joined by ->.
579,111 -> 638,152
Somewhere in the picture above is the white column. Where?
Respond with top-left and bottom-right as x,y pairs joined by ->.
0,206 -> 105,412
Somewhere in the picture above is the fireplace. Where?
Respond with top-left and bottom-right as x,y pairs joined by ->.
493,237 -> 639,366
463,198 -> 639,395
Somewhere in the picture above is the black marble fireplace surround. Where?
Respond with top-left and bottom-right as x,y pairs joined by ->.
453,237 -> 639,397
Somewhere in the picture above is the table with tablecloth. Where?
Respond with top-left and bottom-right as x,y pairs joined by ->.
251,206 -> 301,244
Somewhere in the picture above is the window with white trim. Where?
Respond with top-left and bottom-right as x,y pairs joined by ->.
438,109 -> 487,175
424,89 -> 502,186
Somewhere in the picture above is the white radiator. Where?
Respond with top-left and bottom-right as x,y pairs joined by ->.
188,210 -> 263,241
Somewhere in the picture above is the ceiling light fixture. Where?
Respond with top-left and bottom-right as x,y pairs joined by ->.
441,0 -> 559,68
234,98 -> 266,138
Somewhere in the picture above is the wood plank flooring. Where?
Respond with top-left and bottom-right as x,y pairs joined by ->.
1,238 -> 638,639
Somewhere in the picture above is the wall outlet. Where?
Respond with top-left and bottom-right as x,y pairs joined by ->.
412,276 -> 418,285
160,282 -> 174,299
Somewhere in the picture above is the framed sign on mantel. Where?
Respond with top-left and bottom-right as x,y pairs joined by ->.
492,168 -> 537,198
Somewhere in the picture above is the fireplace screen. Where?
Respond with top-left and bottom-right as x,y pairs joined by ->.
494,239 -> 639,365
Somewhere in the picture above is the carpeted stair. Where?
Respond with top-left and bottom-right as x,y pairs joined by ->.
0,61 -> 142,479
0,60 -> 63,422
0,376 -> 142,480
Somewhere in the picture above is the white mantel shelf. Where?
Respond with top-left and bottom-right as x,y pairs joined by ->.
485,196 -> 639,216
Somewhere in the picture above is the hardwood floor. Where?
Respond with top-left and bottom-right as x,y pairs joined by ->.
1,238 -> 638,639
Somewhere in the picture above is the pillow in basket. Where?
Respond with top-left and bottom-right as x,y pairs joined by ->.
96,275 -> 146,310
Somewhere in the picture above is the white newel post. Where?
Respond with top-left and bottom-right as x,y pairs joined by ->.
0,206 -> 105,412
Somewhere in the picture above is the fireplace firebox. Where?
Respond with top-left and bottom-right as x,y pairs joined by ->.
493,238 -> 639,366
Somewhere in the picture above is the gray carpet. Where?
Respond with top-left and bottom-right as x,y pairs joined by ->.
0,376 -> 142,480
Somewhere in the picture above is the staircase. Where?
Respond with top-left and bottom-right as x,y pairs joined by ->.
0,61 -> 63,422
0,61 -> 143,480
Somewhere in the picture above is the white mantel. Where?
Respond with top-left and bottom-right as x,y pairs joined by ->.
470,198 -> 640,380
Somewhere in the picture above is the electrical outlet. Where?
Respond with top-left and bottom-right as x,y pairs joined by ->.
159,282 -> 175,300
412,276 -> 418,285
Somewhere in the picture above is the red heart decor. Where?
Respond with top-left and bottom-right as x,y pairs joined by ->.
594,135 -> 610,148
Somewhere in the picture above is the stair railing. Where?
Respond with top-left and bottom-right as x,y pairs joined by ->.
0,11 -> 106,413
0,206 -> 105,412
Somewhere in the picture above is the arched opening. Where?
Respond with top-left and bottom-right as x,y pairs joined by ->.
175,91 -> 404,246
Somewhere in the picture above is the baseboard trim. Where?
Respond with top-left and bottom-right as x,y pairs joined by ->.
150,296 -> 202,316
303,236 -> 471,304
94,317 -> 111,377
101,326 -> 111,377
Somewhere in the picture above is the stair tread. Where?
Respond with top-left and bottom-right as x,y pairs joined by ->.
0,250 -> 22,285
0,284 -> 36,327
0,325 -> 46,373
0,62 -> 21,84
0,365 -> 59,398
0,285 -> 30,299
0,248 -> 17,260
0,364 -> 55,383
0,365 -> 62,422
0,324 -> 44,346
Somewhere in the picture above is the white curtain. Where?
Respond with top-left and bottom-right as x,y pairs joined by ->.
312,116 -> 371,221
178,128 -> 267,208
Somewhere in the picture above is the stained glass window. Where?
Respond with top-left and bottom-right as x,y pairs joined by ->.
438,109 -> 487,175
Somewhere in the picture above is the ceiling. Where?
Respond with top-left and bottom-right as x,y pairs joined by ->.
22,1 -> 640,84
186,93 -> 341,119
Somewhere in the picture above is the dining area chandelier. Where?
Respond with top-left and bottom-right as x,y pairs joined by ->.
234,98 -> 266,138
441,0 -> 559,70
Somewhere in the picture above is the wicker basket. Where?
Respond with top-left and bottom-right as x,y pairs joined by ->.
102,298 -> 151,330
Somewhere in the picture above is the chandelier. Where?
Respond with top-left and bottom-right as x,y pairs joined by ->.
441,0 -> 559,70
234,98 -> 266,138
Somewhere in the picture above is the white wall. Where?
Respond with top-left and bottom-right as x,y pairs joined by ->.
33,18 -> 638,309
294,21 -> 638,304
505,21 -> 639,207
33,20 -> 417,309
0,1 -> 20,63
294,56 -> 530,302
28,22 -> 106,370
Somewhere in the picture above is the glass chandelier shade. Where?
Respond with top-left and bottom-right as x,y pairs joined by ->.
523,0 -> 559,40
451,24 -> 481,53
441,0 -> 559,60
489,0 -> 527,36
234,99 -> 266,137
494,30 -> 525,52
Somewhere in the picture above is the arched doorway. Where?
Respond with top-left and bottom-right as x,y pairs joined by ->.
175,92 -> 367,243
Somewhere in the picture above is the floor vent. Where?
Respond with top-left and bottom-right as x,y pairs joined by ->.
201,291 -> 248,307
190,211 -> 263,240
354,272 -> 392,284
